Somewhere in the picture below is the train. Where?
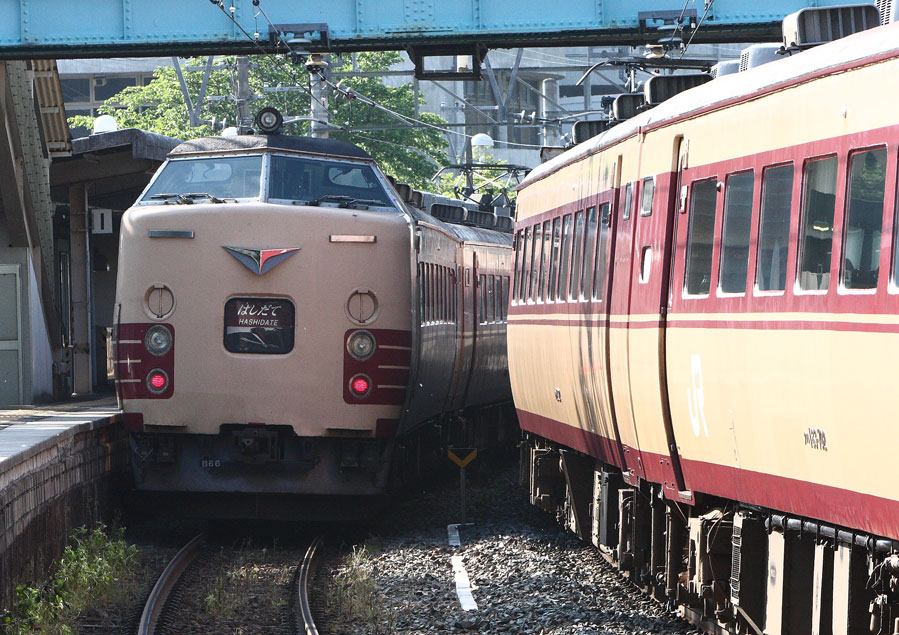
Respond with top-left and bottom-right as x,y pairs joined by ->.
112,114 -> 514,518
511,5 -> 899,634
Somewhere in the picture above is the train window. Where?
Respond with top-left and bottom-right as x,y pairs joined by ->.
580,207 -> 597,299
477,274 -> 485,324
440,266 -> 446,322
548,218 -> 562,301
684,179 -> 718,296
719,171 -> 755,294
495,275 -> 503,321
418,263 -> 426,325
538,220 -> 551,301
502,276 -> 510,320
143,155 -> 264,202
797,157 -> 837,291
843,147 -> 886,290
487,275 -> 496,322
623,183 -> 633,220
756,164 -> 794,292
641,177 -> 655,217
569,211 -> 585,300
557,215 -> 573,300
529,224 -> 542,301
267,155 -> 395,208
593,203 -> 612,299
518,226 -> 531,302
512,230 -> 523,304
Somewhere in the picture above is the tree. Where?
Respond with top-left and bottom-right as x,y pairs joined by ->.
69,52 -> 448,189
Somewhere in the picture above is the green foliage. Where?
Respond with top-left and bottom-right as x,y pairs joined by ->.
68,52 -> 449,189
0,524 -> 139,634
326,545 -> 394,634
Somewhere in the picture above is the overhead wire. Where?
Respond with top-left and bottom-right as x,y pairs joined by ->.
212,0 -> 550,148
679,0 -> 716,59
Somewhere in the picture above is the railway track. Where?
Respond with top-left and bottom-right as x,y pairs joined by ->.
297,537 -> 323,635
138,533 -> 323,634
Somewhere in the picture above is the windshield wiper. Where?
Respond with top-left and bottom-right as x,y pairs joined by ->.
182,192 -> 225,203
309,194 -> 354,207
150,193 -> 192,204
338,198 -> 386,209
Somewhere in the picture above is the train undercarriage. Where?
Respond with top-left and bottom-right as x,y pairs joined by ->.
522,433 -> 899,635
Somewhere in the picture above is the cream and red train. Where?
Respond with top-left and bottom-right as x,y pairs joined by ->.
113,127 -> 512,518
512,7 -> 899,634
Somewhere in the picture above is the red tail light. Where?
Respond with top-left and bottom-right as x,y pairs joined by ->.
349,374 -> 372,398
147,369 -> 169,394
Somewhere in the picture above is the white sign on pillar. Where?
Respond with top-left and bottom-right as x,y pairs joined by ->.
91,208 -> 113,234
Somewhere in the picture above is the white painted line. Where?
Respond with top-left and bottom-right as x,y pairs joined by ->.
447,524 -> 461,547
451,555 -> 478,612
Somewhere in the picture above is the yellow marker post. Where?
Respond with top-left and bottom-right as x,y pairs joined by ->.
448,448 -> 477,522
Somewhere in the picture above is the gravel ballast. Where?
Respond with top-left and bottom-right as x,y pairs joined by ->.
323,460 -> 699,634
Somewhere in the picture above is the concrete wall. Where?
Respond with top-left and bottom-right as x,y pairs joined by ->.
0,416 -> 129,612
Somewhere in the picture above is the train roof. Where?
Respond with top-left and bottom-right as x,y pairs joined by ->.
521,20 -> 899,190
409,208 -> 513,246
168,134 -> 374,160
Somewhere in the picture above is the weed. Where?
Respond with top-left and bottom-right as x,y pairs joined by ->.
0,524 -> 139,634
325,545 -> 394,634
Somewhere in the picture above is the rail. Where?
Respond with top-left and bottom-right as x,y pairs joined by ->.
138,533 -> 205,635
297,536 -> 323,635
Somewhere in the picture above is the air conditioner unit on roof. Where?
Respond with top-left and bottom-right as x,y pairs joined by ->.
782,4 -> 880,49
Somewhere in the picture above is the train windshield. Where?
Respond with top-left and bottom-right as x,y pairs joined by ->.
141,155 -> 263,202
268,155 -> 396,209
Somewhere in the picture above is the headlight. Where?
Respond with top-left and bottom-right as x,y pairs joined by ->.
347,330 -> 376,361
145,325 -> 173,356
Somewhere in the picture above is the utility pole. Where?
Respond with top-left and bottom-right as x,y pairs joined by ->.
236,56 -> 252,130
307,54 -> 330,139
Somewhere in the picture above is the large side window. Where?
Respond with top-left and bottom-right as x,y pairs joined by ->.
581,207 -> 598,299
641,177 -> 655,216
557,214 -> 573,300
569,211 -> 585,299
719,171 -> 754,294
623,183 -> 633,220
528,224 -> 542,301
512,230 -> 522,303
519,226 -> 531,301
487,275 -> 496,322
538,220 -> 551,301
478,274 -> 487,324
593,203 -> 612,299
684,179 -> 718,296
548,218 -> 561,301
843,148 -> 886,290
757,164 -> 794,292
797,157 -> 838,291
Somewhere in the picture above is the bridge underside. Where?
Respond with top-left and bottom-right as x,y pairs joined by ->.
0,0 -> 856,59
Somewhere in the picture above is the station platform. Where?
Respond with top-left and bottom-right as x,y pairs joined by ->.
0,396 -> 127,610
0,396 -> 120,462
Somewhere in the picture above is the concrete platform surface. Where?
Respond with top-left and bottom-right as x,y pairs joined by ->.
0,397 -> 120,463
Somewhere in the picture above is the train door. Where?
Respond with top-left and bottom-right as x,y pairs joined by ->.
624,136 -> 689,497
460,250 -> 480,409
450,248 -> 475,411
607,158 -> 646,483
573,157 -> 627,470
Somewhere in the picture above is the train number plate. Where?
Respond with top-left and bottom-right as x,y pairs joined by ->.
223,297 -> 295,354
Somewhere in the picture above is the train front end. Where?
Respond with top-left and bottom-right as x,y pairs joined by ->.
113,134 -> 413,514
